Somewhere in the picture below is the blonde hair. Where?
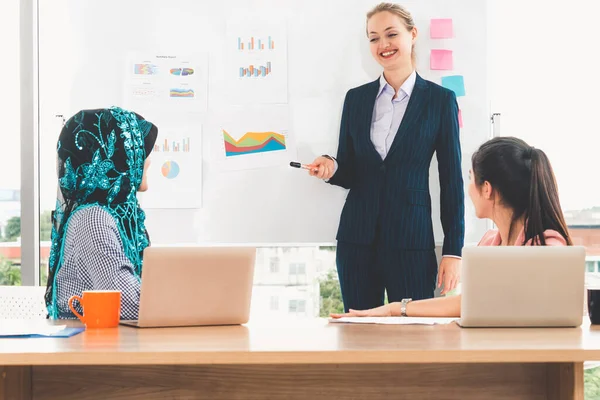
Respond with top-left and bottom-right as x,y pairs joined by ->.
366,3 -> 416,66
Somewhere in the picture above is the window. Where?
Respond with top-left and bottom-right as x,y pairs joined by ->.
269,257 -> 280,274
587,262 -> 596,273
38,1 -> 72,286
490,5 -> 600,394
288,300 -> 297,313
288,299 -> 306,314
269,296 -> 279,311
289,262 -> 306,276
31,2 -> 596,313
297,300 -> 306,313
0,0 -> 21,286
490,2 -> 600,259
288,262 -> 308,286
298,264 -> 306,275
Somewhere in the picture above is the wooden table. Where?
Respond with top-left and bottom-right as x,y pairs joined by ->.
1,319 -> 600,400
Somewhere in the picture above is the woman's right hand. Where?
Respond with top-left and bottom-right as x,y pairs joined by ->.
308,156 -> 335,180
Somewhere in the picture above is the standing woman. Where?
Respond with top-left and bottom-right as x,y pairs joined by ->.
309,3 -> 464,311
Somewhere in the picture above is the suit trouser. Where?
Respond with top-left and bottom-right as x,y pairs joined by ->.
336,240 -> 438,312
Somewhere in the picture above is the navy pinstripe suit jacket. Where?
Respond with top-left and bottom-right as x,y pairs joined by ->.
329,73 -> 465,257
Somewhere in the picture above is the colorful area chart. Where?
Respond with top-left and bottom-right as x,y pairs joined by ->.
170,88 -> 194,98
161,161 -> 180,179
223,130 -> 286,157
134,64 -> 158,75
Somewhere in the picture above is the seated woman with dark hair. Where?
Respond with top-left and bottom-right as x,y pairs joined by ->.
332,136 -> 572,319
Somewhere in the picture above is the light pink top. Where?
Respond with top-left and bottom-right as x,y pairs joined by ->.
478,228 -> 567,247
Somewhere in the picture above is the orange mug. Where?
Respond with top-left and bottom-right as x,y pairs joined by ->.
68,290 -> 121,329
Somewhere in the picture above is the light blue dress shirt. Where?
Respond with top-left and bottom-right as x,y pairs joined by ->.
370,71 -> 416,160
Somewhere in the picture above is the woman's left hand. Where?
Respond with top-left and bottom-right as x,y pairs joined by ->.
438,257 -> 461,295
330,304 -> 394,319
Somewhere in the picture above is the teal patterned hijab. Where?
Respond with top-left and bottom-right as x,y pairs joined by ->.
45,107 -> 158,318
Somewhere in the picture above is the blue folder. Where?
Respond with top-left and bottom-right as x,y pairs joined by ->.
0,327 -> 85,338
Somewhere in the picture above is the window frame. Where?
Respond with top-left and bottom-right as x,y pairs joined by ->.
20,0 -> 40,286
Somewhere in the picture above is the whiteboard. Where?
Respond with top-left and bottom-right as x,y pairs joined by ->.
38,0 -> 489,245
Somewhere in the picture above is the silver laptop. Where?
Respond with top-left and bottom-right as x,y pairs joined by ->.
120,247 -> 256,328
459,246 -> 585,328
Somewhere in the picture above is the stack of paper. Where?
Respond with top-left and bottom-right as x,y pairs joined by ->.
329,317 -> 458,325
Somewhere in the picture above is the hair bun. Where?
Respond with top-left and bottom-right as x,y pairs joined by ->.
526,146 -> 536,159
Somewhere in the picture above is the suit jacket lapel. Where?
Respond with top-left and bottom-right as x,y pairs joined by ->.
361,79 -> 384,162
386,73 -> 430,160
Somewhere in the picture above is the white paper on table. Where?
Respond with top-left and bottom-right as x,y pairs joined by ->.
0,320 -> 67,336
329,317 -> 458,325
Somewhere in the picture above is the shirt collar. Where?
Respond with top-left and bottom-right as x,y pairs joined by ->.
377,70 -> 417,98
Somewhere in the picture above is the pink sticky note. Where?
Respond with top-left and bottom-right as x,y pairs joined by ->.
430,49 -> 453,70
458,109 -> 463,128
430,18 -> 453,39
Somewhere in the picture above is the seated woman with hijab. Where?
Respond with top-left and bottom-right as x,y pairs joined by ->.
45,107 -> 158,320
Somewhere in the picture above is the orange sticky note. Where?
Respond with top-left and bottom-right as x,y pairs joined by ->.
431,18 -> 453,39
458,109 -> 463,128
430,49 -> 453,70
